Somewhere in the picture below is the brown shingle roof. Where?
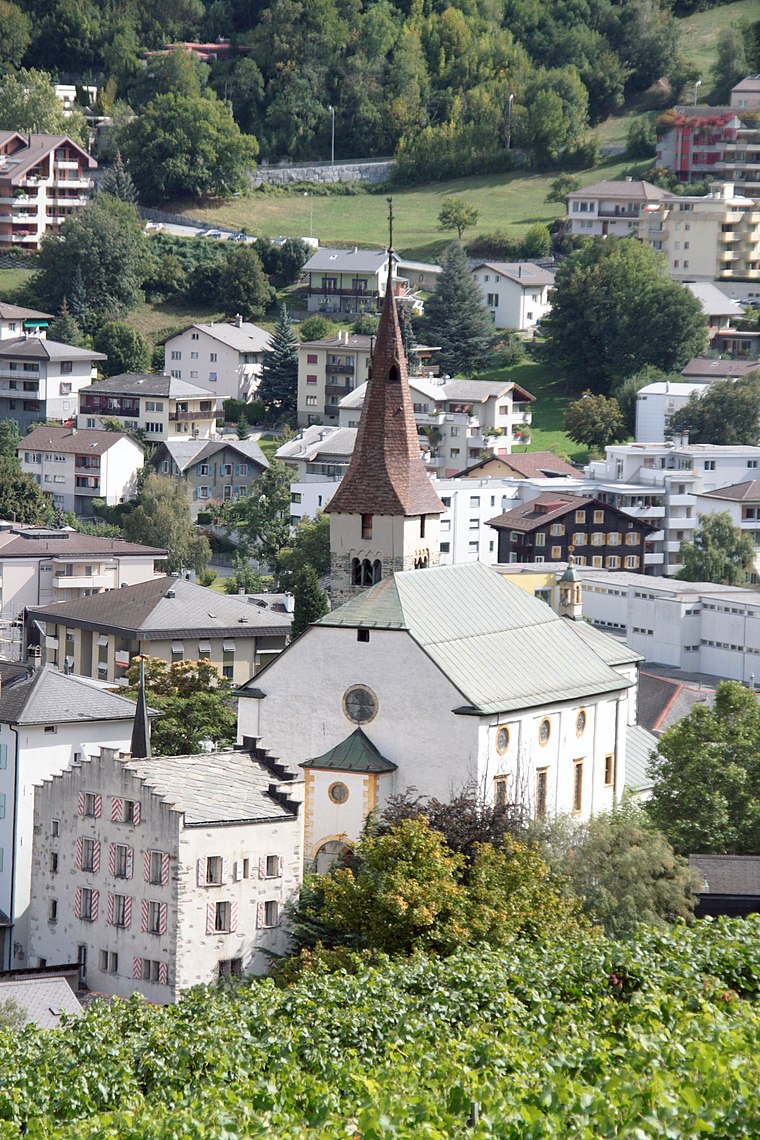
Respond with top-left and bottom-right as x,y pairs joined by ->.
326,273 -> 444,517
456,451 -> 578,479
701,480 -> 760,502
21,426 -> 140,455
487,493 -> 596,533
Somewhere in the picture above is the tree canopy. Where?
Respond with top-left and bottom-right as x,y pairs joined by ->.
542,238 -> 707,393
676,511 -> 756,586
220,459 -> 292,570
123,656 -> 236,756
0,457 -> 52,524
0,67 -> 86,144
122,474 -> 211,575
564,391 -> 627,452
648,680 -> 760,856
93,322 -> 152,378
258,306 -> 299,423
423,242 -> 495,377
438,197 -> 479,239
290,564 -> 329,639
669,373 -> 760,446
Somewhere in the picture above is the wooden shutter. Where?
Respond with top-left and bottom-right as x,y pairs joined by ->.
92,840 -> 101,873
256,901 -> 264,929
277,857 -> 284,878
94,794 -> 102,818
107,893 -> 114,924
221,857 -> 228,884
76,836 -> 83,869
229,899 -> 239,933
144,851 -> 151,882
141,899 -> 149,933
74,886 -> 81,918
77,791 -> 85,816
91,890 -> 99,921
132,801 -> 141,825
123,896 -> 132,928
132,956 -> 142,980
158,962 -> 168,986
126,847 -> 133,879
111,797 -> 122,822
159,903 -> 167,935
206,902 -> 215,935
161,853 -> 170,885
108,844 -> 116,875
233,860 -> 242,882
258,856 -> 266,880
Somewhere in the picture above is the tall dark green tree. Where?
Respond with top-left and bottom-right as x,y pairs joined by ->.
0,458 -> 53,524
98,153 -> 138,204
423,243 -> 495,376
258,305 -> 299,422
291,564 -> 329,638
93,322 -> 152,377
217,245 -> 274,323
46,300 -> 86,348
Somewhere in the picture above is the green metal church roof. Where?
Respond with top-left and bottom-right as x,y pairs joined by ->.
302,728 -> 397,773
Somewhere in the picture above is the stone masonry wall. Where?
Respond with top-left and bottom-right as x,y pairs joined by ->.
252,160 -> 394,187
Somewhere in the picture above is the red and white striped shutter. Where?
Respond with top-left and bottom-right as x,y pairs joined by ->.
132,801 -> 141,825
158,962 -> 168,985
107,893 -> 114,924
77,791 -> 85,816
159,902 -> 167,935
229,900 -> 239,933
94,794 -> 102,818
256,901 -> 264,929
258,856 -> 266,880
124,896 -> 132,928
206,902 -> 215,935
111,797 -> 122,822
92,841 -> 101,873
91,890 -> 99,921
197,859 -> 205,887
133,956 -> 142,980
141,899 -> 149,933
221,857 -> 228,884
126,847 -> 133,879
108,844 -> 116,875
161,853 -> 170,885
144,851 -> 151,882
74,887 -> 82,918
76,836 -> 83,869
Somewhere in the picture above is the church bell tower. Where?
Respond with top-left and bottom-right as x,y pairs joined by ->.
326,203 -> 445,607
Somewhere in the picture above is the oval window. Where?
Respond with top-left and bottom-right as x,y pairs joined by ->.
539,718 -> 551,746
496,725 -> 510,754
576,709 -> 587,736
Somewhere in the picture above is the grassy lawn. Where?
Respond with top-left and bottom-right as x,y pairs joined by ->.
0,265 -> 35,301
171,155 -> 649,260
679,0 -> 760,78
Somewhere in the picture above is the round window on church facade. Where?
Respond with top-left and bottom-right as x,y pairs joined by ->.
342,684 -> 378,725
538,718 -> 551,746
328,782 -> 349,804
496,725 -> 510,754
576,709 -> 587,737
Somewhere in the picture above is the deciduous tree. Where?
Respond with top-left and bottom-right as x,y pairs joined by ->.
676,511 -> 756,586
669,373 -> 760,446
122,474 -> 210,575
0,67 -> 86,144
221,459 -> 292,569
93,322 -> 152,377
276,511 -> 331,588
123,657 -> 236,756
0,458 -> 53,524
564,390 -> 626,452
438,196 -> 479,239
217,244 -> 274,323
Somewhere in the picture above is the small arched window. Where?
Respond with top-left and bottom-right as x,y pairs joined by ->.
351,557 -> 361,585
361,558 -> 374,586
372,558 -> 382,583
388,363 -> 400,384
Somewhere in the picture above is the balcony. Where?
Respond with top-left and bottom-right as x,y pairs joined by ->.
597,208 -> 640,219
53,573 -> 111,589
53,178 -> 92,189
644,551 -> 665,566
74,478 -> 100,493
169,409 -> 214,422
324,383 -> 353,397
325,362 -> 355,375
416,412 -> 446,426
312,286 -> 379,299
11,232 -> 38,243
0,367 -> 38,380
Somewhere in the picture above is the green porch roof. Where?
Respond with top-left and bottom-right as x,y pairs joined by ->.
302,728 -> 397,773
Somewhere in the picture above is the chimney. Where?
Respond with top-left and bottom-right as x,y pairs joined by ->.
626,176 -> 632,182
235,314 -> 243,328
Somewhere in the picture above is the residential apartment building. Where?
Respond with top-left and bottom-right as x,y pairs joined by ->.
635,381 -> 707,442
731,76 -> 760,111
78,374 -> 219,441
487,492 -> 653,570
565,179 -> 674,237
0,525 -> 164,622
471,262 -> 555,330
0,337 -> 105,433
298,331 -> 372,427
152,437 -> 269,517
28,747 -> 302,998
29,575 -> 291,686
277,426 -> 357,483
0,303 -> 51,341
20,427 -> 144,516
694,479 -> 760,574
655,107 -> 739,184
0,665 -> 148,968
301,248 -> 390,314
164,320 -> 271,401
638,183 -> 760,282
0,133 -> 96,251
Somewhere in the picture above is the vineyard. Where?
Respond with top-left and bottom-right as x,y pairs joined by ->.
1,917 -> 759,1137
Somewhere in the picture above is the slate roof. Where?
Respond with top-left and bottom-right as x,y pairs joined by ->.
125,750 -> 298,825
29,575 -> 291,639
700,480 -> 760,502
689,854 -> 760,895
456,452 -> 578,479
326,276 -> 445,517
681,357 -> 759,379
0,303 -> 53,321
471,261 -> 555,287
304,247 -> 389,275
0,977 -> 81,1028
315,562 -> 632,715
157,437 -> 268,472
637,670 -> 717,734
566,179 -> 674,201
303,728 -> 397,772
685,282 -> 744,317
0,664 -> 152,726
80,373 -> 215,400
0,337 -> 105,361
168,321 -> 271,353
0,528 -> 165,560
623,724 -> 658,793
21,426 -> 139,455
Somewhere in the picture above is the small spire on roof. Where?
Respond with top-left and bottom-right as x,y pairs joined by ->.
129,656 -> 151,760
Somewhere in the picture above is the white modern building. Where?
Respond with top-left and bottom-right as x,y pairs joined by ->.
164,320 -> 271,401
694,479 -> 760,574
0,303 -> 52,341
0,665 -> 149,968
78,374 -> 220,440
471,262 -> 554,330
20,426 -> 144,516
28,746 -> 302,999
0,337 -> 106,433
566,179 -> 675,237
635,381 -> 707,442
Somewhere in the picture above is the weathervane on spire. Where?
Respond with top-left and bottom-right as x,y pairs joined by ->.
386,195 -> 394,251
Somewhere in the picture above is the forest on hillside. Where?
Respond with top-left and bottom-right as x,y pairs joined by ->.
3,0 -> 757,181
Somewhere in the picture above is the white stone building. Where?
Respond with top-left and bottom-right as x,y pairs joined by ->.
164,320 -> 271,402
0,337 -> 106,433
0,665 -> 148,968
566,179 -> 675,237
78,374 -> 220,441
20,426 -> 144,516
28,748 -> 302,999
471,262 -> 555,330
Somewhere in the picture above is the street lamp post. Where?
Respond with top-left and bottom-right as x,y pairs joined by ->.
328,104 -> 335,166
694,79 -> 702,105
303,192 -> 313,239
507,92 -> 514,150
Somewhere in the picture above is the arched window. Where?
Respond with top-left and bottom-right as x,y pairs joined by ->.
414,553 -> 428,570
351,557 -> 361,585
314,840 -> 352,875
388,363 -> 400,384
372,558 -> 382,583
361,558 -> 374,586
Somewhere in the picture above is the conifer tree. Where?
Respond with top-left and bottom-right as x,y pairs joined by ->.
99,152 -> 138,204
236,411 -> 250,439
423,242 -> 495,376
47,299 -> 85,347
291,564 -> 329,639
258,305 -> 299,423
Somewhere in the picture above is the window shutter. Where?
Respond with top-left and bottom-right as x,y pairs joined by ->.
132,801 -> 141,825
126,848 -> 133,879
141,899 -> 149,933
276,902 -> 283,927
258,856 -> 266,880
94,794 -> 102,818
92,840 -> 101,873
77,791 -> 85,816
144,851 -> 151,882
158,962 -> 168,986
256,901 -> 264,929
197,858 -> 205,887
229,900 -> 239,933
133,956 -> 143,980
91,890 -> 99,921
76,836 -> 83,869
111,797 -> 122,822
277,857 -> 284,878
108,844 -> 116,875
107,892 -> 114,924
159,902 -> 167,935
233,860 -> 242,882
221,857 -> 228,883
123,896 -> 132,928
74,886 -> 81,918
206,902 -> 215,935
161,853 -> 170,885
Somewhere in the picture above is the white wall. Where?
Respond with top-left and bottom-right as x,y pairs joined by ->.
165,329 -> 262,401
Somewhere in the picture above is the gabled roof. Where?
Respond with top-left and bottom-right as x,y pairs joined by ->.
0,132 -> 95,184
29,575 -> 291,639
276,425 -> 357,462
0,977 -> 81,1028
700,480 -> 760,502
299,333 -> 372,350
689,854 -> 760,895
337,376 -> 533,412
471,261 -> 555,287
565,618 -> 643,667
732,76 -> 760,93
566,179 -> 674,201
0,665 -> 151,727
685,282 -> 743,317
455,452 -> 578,479
0,337 -> 105,362
487,492 -> 654,534
21,426 -> 141,455
166,321 -> 270,353
681,358 -> 759,379
304,247 -> 389,275
302,727 -> 397,772
125,749 -> 298,825
0,303 -> 53,321
155,437 -> 269,473
81,373 -> 215,400
315,562 -> 631,715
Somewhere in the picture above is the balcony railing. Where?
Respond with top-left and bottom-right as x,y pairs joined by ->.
169,409 -> 215,422
324,383 -> 353,397
53,573 -> 111,589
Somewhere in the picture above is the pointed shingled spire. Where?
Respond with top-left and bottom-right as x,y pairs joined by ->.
129,656 -> 151,760
326,240 -> 444,519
